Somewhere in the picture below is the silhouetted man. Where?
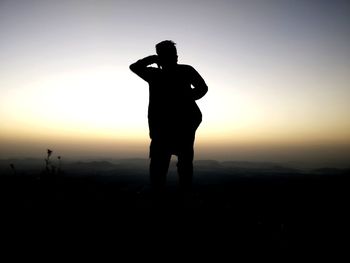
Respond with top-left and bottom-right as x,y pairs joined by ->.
130,40 -> 208,195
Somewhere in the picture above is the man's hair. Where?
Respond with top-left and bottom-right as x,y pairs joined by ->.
155,40 -> 177,55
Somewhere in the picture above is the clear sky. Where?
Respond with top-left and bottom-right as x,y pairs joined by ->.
1,0 -> 350,167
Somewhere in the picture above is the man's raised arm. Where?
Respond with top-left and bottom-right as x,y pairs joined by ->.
129,55 -> 159,82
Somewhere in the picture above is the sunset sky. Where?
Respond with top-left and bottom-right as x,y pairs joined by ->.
1,0 -> 349,167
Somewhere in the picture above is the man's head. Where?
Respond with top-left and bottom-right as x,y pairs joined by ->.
156,40 -> 178,68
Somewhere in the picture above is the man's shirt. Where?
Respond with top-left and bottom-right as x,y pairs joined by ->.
130,59 -> 208,138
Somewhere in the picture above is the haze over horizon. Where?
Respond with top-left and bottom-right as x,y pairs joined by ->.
1,0 -> 350,168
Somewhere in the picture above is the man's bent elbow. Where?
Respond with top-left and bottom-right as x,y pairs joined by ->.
193,85 -> 208,100
203,85 -> 208,95
129,63 -> 137,72
200,85 -> 208,98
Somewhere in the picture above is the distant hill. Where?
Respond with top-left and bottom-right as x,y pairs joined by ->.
311,167 -> 350,176
1,158 -> 349,178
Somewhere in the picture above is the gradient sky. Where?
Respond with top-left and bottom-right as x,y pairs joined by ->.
1,0 -> 350,167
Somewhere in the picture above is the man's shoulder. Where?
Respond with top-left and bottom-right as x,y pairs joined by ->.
178,64 -> 194,70
177,64 -> 196,74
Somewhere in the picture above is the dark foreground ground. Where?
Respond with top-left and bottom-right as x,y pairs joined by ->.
0,159 -> 349,255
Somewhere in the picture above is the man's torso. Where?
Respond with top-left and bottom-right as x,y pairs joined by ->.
147,64 -> 202,137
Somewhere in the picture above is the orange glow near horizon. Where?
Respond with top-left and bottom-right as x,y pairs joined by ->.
2,66 -> 349,145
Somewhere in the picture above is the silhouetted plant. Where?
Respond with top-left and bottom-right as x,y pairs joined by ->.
45,149 -> 52,173
44,149 -> 57,174
42,149 -> 63,176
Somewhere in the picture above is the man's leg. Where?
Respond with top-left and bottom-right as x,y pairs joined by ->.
149,139 -> 171,194
177,133 -> 195,192
150,154 -> 171,191
177,155 -> 193,192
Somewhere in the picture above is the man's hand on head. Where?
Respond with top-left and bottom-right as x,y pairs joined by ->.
148,55 -> 160,68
